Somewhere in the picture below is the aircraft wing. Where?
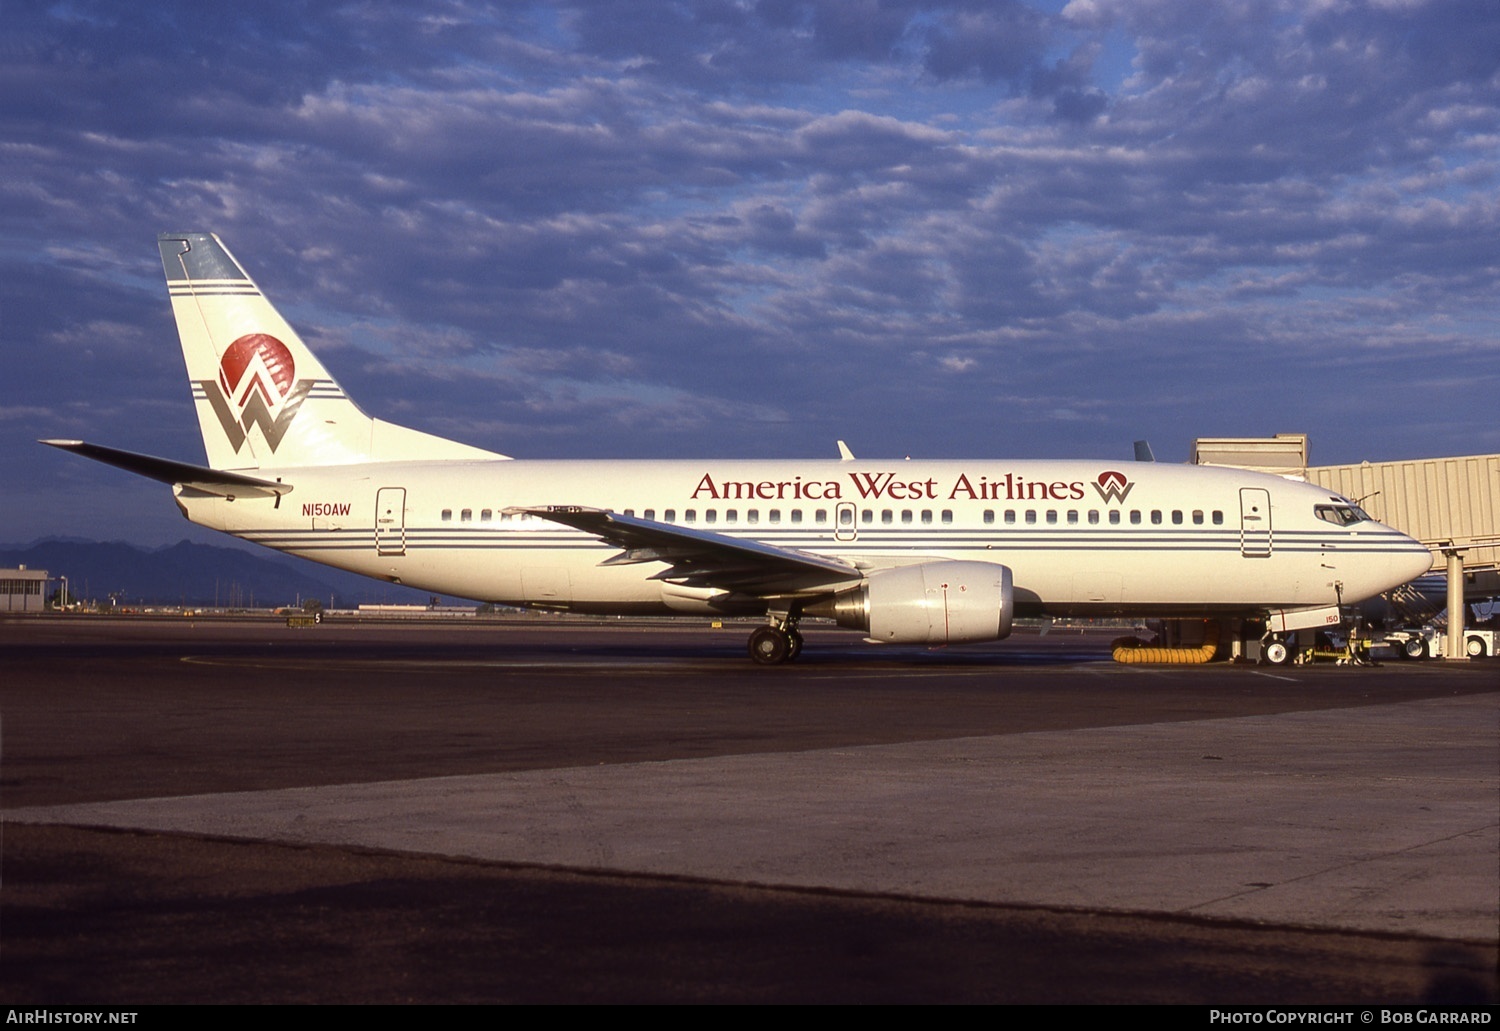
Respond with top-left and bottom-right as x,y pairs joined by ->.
509,506 -> 862,595
41,440 -> 293,500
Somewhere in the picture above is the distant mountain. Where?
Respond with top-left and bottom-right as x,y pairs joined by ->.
0,539 -> 458,608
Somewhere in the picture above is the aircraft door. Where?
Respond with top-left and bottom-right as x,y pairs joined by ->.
1239,487 -> 1271,558
376,487 -> 407,556
835,501 -> 857,542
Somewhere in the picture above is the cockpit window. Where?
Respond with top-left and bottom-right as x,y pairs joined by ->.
1314,503 -> 1369,526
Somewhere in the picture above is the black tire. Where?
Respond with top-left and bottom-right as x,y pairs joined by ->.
787,630 -> 804,661
1466,636 -> 1487,658
1403,637 -> 1428,660
1263,640 -> 1290,665
747,626 -> 791,665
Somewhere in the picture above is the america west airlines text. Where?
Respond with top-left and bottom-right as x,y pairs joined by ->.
690,470 -> 1132,504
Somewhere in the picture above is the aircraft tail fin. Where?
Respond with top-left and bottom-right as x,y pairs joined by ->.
158,233 -> 504,470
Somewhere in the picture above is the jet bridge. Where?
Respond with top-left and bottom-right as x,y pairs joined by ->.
1194,439 -> 1498,661
1306,453 -> 1500,660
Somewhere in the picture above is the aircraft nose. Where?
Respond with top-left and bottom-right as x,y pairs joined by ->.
1391,533 -> 1434,587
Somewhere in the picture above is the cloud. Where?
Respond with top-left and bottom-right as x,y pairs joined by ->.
3,0 -> 1497,548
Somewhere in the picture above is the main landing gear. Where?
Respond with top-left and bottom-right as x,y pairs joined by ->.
748,613 -> 804,665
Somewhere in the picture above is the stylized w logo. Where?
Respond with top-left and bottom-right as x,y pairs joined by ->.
197,333 -> 310,453
1092,470 -> 1133,504
198,378 -> 313,453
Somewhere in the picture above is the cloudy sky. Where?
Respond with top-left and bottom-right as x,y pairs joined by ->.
4,0 -> 1497,545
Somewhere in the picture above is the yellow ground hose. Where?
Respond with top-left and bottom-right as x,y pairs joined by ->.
1111,621 -> 1220,664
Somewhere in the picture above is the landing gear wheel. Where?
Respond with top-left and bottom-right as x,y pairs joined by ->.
1403,637 -> 1428,660
787,630 -> 804,661
748,626 -> 791,665
1263,640 -> 1290,666
1466,635 -> 1487,658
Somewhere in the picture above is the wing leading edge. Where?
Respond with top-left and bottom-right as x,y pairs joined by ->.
509,506 -> 861,595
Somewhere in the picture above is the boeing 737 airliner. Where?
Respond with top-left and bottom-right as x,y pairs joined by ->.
44,234 -> 1432,664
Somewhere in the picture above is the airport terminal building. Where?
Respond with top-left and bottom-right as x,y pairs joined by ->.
1,567 -> 48,613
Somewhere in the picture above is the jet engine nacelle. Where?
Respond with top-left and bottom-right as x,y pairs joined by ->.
815,560 -> 1014,644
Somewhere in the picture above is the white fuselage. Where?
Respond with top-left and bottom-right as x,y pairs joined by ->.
175,457 -> 1433,618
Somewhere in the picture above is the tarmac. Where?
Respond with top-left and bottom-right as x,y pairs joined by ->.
2,616 -> 1496,1003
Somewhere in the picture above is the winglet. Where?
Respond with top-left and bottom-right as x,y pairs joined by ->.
837,440 -> 856,461
1133,440 -> 1156,463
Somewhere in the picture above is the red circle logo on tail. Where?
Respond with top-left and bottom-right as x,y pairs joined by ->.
218,334 -> 295,407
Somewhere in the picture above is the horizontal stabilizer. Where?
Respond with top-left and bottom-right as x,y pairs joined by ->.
40,440 -> 293,500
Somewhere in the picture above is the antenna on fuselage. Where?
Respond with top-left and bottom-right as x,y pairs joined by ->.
837,440 -> 856,461
1133,440 -> 1156,462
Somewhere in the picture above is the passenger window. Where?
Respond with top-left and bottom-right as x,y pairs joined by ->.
816,509 -> 828,524
1025,510 -> 1037,525
1067,510 -> 1079,525
1005,510 -> 1016,524
1192,510 -> 1203,525
726,509 -> 737,523
1151,510 -> 1163,525
1088,510 -> 1099,525
769,509 -> 780,524
983,510 -> 995,525
461,509 -> 472,522
862,509 -> 873,523
1171,510 -> 1183,525
901,509 -> 912,524
921,510 -> 933,524
705,510 -> 716,524
790,510 -> 802,524
441,509 -> 452,522
839,508 -> 853,526
746,510 -> 758,524
1212,511 -> 1223,525
664,509 -> 675,522
1109,510 -> 1120,525
941,510 -> 952,524
684,509 -> 696,523
643,509 -> 655,520
481,509 -> 492,522
882,509 -> 893,525
1130,510 -> 1141,525
1046,510 -> 1058,524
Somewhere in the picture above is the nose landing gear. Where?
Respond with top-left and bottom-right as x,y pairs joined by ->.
1262,638 -> 1290,665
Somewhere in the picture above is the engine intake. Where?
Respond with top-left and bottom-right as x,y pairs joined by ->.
809,560 -> 1014,644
